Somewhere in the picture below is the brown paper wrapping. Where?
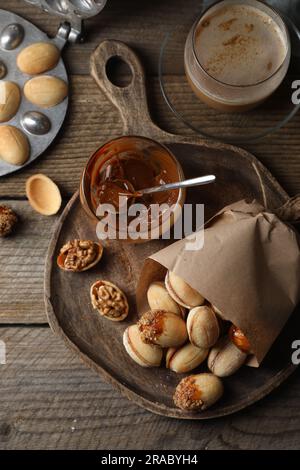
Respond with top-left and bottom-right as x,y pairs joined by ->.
137,199 -> 300,366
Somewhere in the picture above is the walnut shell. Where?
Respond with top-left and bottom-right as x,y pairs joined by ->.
57,239 -> 103,272
90,280 -> 129,322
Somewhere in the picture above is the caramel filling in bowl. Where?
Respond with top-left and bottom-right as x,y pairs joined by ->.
80,136 -> 185,242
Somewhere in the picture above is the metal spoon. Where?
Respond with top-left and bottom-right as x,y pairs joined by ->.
98,175 -> 215,215
135,174 -> 216,197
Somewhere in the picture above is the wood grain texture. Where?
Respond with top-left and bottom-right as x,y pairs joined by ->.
45,193 -> 300,420
45,39 -> 297,419
0,200 -> 61,324
1,75 -> 300,198
0,0 -> 300,449
0,327 -> 299,450
4,0 -> 206,75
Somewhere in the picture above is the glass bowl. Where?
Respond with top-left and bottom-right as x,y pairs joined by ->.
80,136 -> 186,243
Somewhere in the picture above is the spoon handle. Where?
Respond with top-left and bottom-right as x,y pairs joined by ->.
139,175 -> 216,195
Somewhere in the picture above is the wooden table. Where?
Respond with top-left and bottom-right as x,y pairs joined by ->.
1,0 -> 300,450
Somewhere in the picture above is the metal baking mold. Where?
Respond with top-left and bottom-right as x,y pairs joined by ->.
0,8 -> 68,177
24,0 -> 107,42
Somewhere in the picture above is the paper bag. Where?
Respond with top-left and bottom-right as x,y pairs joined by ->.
137,198 -> 300,366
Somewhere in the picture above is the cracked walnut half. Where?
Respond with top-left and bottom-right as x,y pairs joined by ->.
57,239 -> 103,272
90,280 -> 129,322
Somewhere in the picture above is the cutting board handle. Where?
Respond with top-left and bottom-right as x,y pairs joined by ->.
90,39 -> 168,139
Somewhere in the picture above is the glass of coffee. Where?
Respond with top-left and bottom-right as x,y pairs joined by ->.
184,0 -> 291,112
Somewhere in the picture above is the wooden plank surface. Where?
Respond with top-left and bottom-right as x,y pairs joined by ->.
0,200 -> 61,324
4,0 -> 207,76
0,0 -> 300,449
0,327 -> 299,450
1,75 -> 300,198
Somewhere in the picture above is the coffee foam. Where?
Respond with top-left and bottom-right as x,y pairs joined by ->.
195,4 -> 287,86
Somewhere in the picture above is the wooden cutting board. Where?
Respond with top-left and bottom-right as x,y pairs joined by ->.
44,40 -> 298,419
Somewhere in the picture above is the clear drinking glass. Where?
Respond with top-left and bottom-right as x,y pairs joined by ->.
184,0 -> 291,112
